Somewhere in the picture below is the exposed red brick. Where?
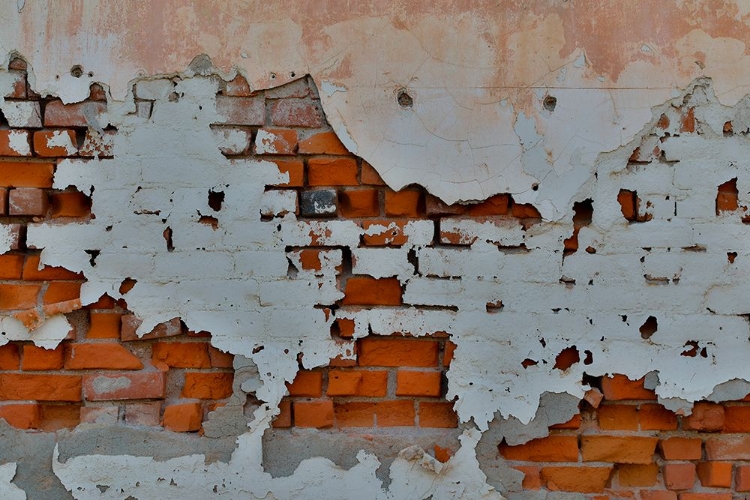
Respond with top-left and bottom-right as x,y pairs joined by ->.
40,404 -> 81,431
286,370 -> 323,397
395,370 -> 442,397
339,189 -> 380,217
83,372 -> 165,401
640,403 -> 678,430
294,400 -> 334,428
601,374 -> 656,400
51,191 -> 91,218
683,402 -> 724,432
182,372 -> 233,399
500,436 -> 579,462
598,404 -> 639,430
271,159 -> 305,187
163,403 -> 202,432
541,466 -> 613,493
22,254 -> 82,280
696,461 -> 732,488
384,189 -> 423,217
0,130 -> 30,156
269,99 -> 324,128
0,161 -> 54,188
663,463 -> 695,490
418,402 -> 458,428
467,194 -> 510,216
87,313 -> 123,339
617,464 -> 658,487
32,130 -> 78,157
327,370 -> 388,397
44,100 -> 106,127
124,402 -> 162,426
0,284 -> 40,310
358,338 -> 438,367
21,344 -> 64,370
65,343 -> 143,370
254,128 -> 298,155
0,403 -> 40,429
298,131 -> 349,155
308,158 -> 358,186
0,374 -> 81,401
152,342 -> 211,368
0,344 -> 20,370
343,277 -> 402,306
659,437 -> 702,461
581,436 -> 658,464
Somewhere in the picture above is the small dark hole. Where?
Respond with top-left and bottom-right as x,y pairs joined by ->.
397,89 -> 413,108
70,65 -> 83,78
543,95 -> 557,112
640,316 -> 658,339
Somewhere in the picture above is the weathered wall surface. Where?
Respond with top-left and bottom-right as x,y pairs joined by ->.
1,0 -> 750,498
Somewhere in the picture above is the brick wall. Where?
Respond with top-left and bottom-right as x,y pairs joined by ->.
4,56 -> 750,497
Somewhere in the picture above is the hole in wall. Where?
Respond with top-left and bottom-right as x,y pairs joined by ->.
639,316 -> 658,339
163,227 -> 174,252
208,190 -> 225,211
397,88 -> 414,108
85,249 -> 100,267
119,278 -> 137,295
543,95 -> 557,112
716,178 -> 739,214
70,65 -> 83,78
554,346 -> 580,370
728,252 -> 737,263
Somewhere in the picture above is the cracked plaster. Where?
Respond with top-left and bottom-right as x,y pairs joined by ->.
1,1 -> 750,498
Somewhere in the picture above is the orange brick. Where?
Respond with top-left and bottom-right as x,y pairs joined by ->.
272,399 -> 292,428
0,254 -> 24,279
40,404 -> 81,431
0,403 -> 40,429
418,401 -> 458,428
362,219 -> 410,246
581,436 -> 658,464
272,159 -> 304,187
339,189 -> 380,217
697,461 -> 732,488
23,254 -> 83,280
663,463 -> 696,490
335,400 -> 415,427
550,414 -> 582,430
0,374 -> 81,401
286,370 -> 323,397
640,403 -> 678,430
514,466 -> 542,490
308,158 -> 358,186
598,404 -> 639,430
298,131 -> 349,155
182,373 -> 233,399
0,344 -> 20,370
207,346 -> 234,368
163,402 -> 202,432
500,436 -> 579,462
21,344 -> 64,370
360,161 -> 385,185
384,189 -> 423,217
618,190 -> 637,220
601,374 -> 656,400
736,464 -> 750,491
706,436 -> 750,460
87,313 -> 123,339
723,405 -> 750,432
358,338 -> 438,367
83,372 -> 165,401
327,370 -> 388,397
254,128 -> 298,155
618,464 -> 658,487
65,343 -> 143,370
51,191 -> 91,218
294,400 -> 333,428
396,370 -> 442,397
43,282 -> 82,304
467,194 -> 510,216
511,202 -> 541,218
152,342 -> 211,368
0,161 -> 54,188
9,187 -> 47,215
660,437 -> 703,460
343,277 -> 401,306
443,340 -> 456,367
333,317 -> 356,339
0,284 -> 40,310
33,130 -> 78,157
683,402 -> 724,432
540,466 -> 613,493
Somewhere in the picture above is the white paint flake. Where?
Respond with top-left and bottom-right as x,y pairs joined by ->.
0,463 -> 26,500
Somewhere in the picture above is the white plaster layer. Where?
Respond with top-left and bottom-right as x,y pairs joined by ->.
0,464 -> 25,500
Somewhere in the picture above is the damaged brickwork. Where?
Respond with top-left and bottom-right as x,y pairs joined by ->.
3,1 -> 750,498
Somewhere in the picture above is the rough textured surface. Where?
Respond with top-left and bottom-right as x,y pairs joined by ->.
3,1 -> 750,498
